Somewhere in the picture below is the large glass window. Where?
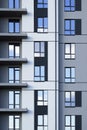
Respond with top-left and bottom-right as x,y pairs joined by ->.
37,90 -> 48,106
9,44 -> 20,58
37,0 -> 48,8
65,92 -> 75,107
9,91 -> 20,108
34,42 -> 45,57
65,67 -> 75,82
34,66 -> 45,81
9,0 -> 20,8
65,115 -> 75,130
64,20 -> 75,35
64,0 -> 75,11
9,67 -> 20,83
37,115 -> 48,130
9,115 -> 20,130
37,17 -> 48,32
65,43 -> 75,59
9,20 -> 20,33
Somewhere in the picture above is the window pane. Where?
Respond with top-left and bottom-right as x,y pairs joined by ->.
71,20 -> 75,30
9,91 -> 14,104
9,22 -> 14,32
15,70 -> 19,80
38,0 -> 43,2
38,91 -> 43,100
65,127 -> 70,130
15,93 -> 20,104
44,18 -> 48,28
15,46 -> 20,57
66,68 -> 70,77
41,42 -> 45,52
15,0 -> 19,8
15,22 -> 20,32
38,126 -> 43,130
15,118 -> 19,128
65,92 -> 70,101
71,116 -> 75,126
38,115 -> 43,125
35,67 -> 40,76
71,68 -> 75,77
38,18 -> 43,27
71,44 -> 75,54
9,116 -> 13,128
65,116 -> 70,125
65,44 -> 70,54
44,0 -> 48,3
71,92 -> 75,102
35,42 -> 40,52
65,20 -> 70,30
9,68 -> 14,80
44,91 -> 47,101
65,0 -> 70,6
41,66 -> 45,76
9,0 -> 13,8
9,45 -> 14,57
71,0 -> 75,6
44,115 -> 47,125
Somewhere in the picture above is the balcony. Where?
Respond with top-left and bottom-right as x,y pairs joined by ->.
0,108 -> 28,113
0,8 -> 27,17
0,83 -> 28,89
0,58 -> 28,65
0,33 -> 27,41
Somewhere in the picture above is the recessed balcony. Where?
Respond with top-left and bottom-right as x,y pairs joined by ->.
0,8 -> 27,17
0,58 -> 28,65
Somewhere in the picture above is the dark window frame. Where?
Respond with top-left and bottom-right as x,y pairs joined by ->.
65,67 -> 75,83
8,67 -> 20,83
9,43 -> 20,58
37,0 -> 48,8
64,19 -> 75,35
34,65 -> 45,82
37,90 -> 48,106
65,91 -> 75,107
34,41 -> 45,57
8,0 -> 20,8
9,90 -> 20,108
8,19 -> 20,33
37,17 -> 48,32
64,43 -> 75,59
64,0 -> 75,11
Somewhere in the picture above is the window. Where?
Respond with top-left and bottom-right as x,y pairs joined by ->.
37,0 -> 48,8
9,44 -> 20,58
65,115 -> 75,130
9,91 -> 20,108
37,90 -> 48,106
65,43 -> 75,59
34,66 -> 45,81
34,42 -> 45,57
37,115 -> 48,130
65,115 -> 81,130
9,0 -> 20,8
65,67 -> 75,82
9,67 -> 20,83
37,17 -> 48,32
9,115 -> 20,130
64,20 -> 75,35
64,0 -> 75,11
9,20 -> 20,33
65,91 -> 81,107
64,19 -> 81,35
64,0 -> 81,11
65,92 -> 75,107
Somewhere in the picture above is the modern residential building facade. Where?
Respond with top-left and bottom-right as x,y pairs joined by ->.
0,0 -> 85,130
